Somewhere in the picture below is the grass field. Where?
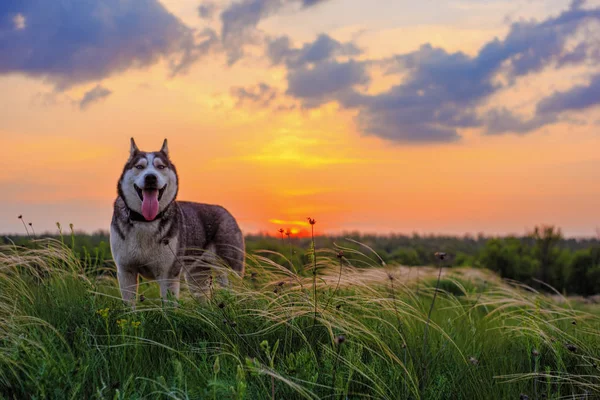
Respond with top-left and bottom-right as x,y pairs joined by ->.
1,238 -> 600,399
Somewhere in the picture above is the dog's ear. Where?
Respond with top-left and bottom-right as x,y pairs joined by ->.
160,139 -> 169,156
130,138 -> 139,157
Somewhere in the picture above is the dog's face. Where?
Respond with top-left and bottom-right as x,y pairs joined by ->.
118,138 -> 179,221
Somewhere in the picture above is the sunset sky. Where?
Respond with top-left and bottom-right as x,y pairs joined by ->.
1,0 -> 600,237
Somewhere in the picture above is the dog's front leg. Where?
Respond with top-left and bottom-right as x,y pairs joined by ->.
117,270 -> 138,308
159,276 -> 180,306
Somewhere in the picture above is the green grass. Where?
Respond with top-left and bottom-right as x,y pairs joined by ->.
1,239 -> 600,399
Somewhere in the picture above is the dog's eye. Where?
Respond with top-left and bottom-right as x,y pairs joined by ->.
157,165 -> 166,170
135,165 -> 144,170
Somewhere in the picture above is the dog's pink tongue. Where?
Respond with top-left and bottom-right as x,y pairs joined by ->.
141,189 -> 159,221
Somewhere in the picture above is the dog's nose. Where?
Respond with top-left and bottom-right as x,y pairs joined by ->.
144,174 -> 158,187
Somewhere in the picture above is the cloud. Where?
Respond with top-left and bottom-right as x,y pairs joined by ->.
277,1 -> 600,142
536,73 -> 600,115
198,2 -> 219,20
286,60 -> 369,107
230,82 -> 278,107
79,84 -> 112,110
206,0 -> 331,65
267,33 -> 361,67
0,0 -> 208,89
483,107 -> 556,135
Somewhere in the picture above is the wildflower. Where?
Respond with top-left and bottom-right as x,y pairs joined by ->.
218,302 -> 225,309
520,394 -> 529,400
277,281 -> 285,287
69,223 -> 74,230
565,343 -> 577,353
387,273 -> 394,281
18,215 -> 22,219
28,222 -> 32,226
335,304 -> 342,310
230,321 -> 237,328
572,320 -> 577,325
336,251 -> 344,259
131,321 -> 141,328
469,356 -> 479,366
116,319 -> 128,328
96,308 -> 110,319
278,228 -> 284,234
222,319 -> 228,325
335,335 -> 346,345
531,349 -> 539,357
307,217 -> 316,225
285,229 -> 291,237
139,294 -> 146,302
434,252 -> 447,260
162,239 -> 170,245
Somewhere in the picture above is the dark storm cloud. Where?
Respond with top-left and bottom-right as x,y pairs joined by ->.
279,1 -> 600,142
0,0 -> 209,89
79,84 -> 112,110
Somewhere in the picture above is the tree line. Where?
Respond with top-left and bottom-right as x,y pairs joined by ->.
3,224 -> 599,295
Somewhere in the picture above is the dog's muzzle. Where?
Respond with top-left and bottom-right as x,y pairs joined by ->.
133,184 -> 167,201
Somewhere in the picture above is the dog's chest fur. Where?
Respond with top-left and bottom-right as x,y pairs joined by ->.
110,219 -> 180,280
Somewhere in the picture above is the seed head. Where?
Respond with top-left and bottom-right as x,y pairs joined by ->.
218,302 -> 225,309
139,294 -> 146,302
572,320 -> 577,325
565,343 -> 577,353
434,252 -> 447,260
335,335 -> 346,345
285,229 -> 291,237
336,251 -> 344,259
230,321 -> 237,328
162,239 -> 170,245
307,217 -> 316,225
278,228 -> 284,234
335,304 -> 342,310
69,223 -> 74,230
531,349 -> 539,357
18,215 -> 22,219
28,222 -> 32,226
520,394 -> 529,400
469,356 -> 479,366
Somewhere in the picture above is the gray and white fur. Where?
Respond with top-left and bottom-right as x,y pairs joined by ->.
110,138 -> 245,306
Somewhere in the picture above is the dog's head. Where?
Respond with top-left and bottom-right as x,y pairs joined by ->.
118,138 -> 179,221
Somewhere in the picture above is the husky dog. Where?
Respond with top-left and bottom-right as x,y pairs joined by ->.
110,138 -> 245,306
